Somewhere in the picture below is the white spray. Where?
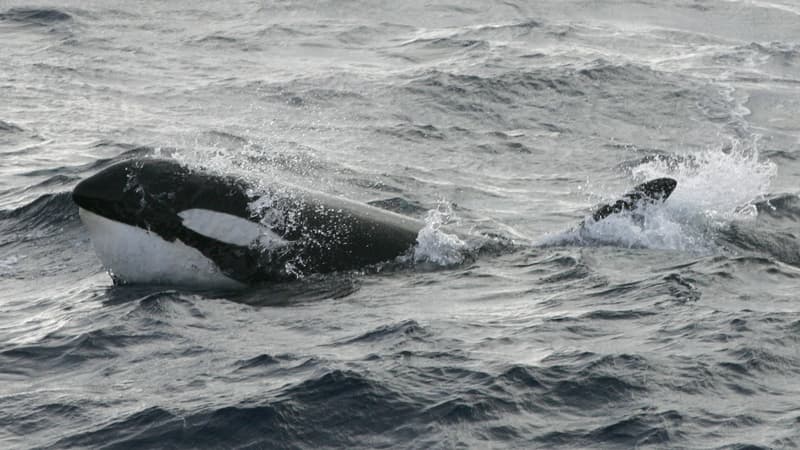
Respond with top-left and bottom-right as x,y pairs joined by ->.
543,142 -> 777,252
412,202 -> 467,266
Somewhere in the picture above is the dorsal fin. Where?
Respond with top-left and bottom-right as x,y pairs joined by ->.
592,178 -> 677,222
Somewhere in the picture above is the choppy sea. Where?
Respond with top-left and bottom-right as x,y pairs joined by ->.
2,0 -> 800,448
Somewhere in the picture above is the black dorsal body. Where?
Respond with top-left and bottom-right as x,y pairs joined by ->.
592,178 -> 677,222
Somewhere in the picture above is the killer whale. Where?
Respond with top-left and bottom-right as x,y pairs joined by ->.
72,158 -> 677,287
73,158 -> 423,287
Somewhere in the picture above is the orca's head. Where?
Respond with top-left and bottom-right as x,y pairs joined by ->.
73,159 -> 145,226
72,159 -> 252,235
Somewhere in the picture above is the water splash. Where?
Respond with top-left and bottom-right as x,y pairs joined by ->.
573,203 -> 710,251
413,202 -> 467,266
632,140 -> 776,224
544,142 -> 776,252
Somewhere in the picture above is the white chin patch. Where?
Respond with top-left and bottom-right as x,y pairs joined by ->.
79,208 -> 245,289
178,208 -> 288,249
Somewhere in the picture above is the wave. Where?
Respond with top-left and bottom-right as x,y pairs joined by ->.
754,193 -> 800,220
538,409 -> 682,447
405,69 -> 584,108
234,353 -> 280,370
0,120 -> 24,133
336,23 -> 415,46
186,34 -> 258,52
398,59 -> 723,137
229,274 -> 362,306
714,41 -> 800,68
192,34 -> 240,45
19,329 -> 793,449
52,369 -> 419,449
0,324 -> 168,375
335,319 -> 429,345
400,36 -> 488,51
0,192 -> 78,233
0,8 -> 72,25
719,224 -> 800,268
405,61 -> 679,100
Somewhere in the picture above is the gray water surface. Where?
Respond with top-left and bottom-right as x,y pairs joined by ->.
1,1 -> 799,448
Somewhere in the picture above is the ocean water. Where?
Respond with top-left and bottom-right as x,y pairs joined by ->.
1,0 -> 800,448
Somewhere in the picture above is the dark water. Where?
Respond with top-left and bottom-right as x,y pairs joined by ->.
2,0 -> 800,448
